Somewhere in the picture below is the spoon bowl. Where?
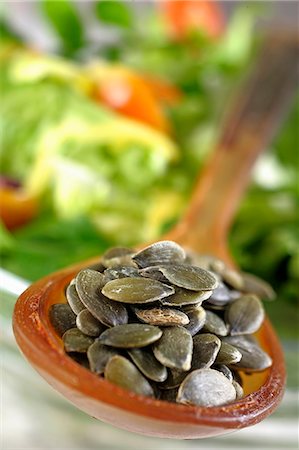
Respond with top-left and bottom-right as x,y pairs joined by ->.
13,32 -> 297,438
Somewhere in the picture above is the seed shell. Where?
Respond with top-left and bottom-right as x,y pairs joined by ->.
215,341 -> 242,365
104,266 -> 140,282
207,281 -> 233,306
153,326 -> 193,371
76,269 -> 128,327
104,355 -> 154,397
128,348 -> 167,382
241,272 -> 276,300
134,307 -> 189,326
161,288 -> 212,307
191,333 -> 221,370
49,304 -> 76,337
214,364 -> 234,381
184,306 -> 206,336
232,380 -> 244,399
87,341 -> 118,374
65,284 -> 85,315
222,268 -> 244,291
132,241 -> 185,269
224,335 -> 272,372
225,294 -> 265,335
176,368 -> 236,407
159,264 -> 218,291
99,324 -> 162,348
62,328 -> 94,353
102,277 -> 175,304
158,369 -> 188,390
203,310 -> 228,336
76,309 -> 106,337
102,247 -> 135,268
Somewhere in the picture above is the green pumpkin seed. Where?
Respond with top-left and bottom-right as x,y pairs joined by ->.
207,281 -> 233,306
76,309 -> 106,337
49,303 -> 77,337
224,335 -> 272,372
104,355 -> 154,397
102,277 -> 175,304
225,294 -> 265,335
104,266 -> 140,282
76,269 -> 128,327
161,287 -> 212,307
214,364 -> 233,381
215,341 -> 242,365
241,272 -> 276,300
158,368 -> 188,390
87,341 -> 118,374
128,348 -> 167,382
66,284 -> 85,315
132,241 -> 185,269
222,268 -> 244,291
62,328 -> 94,353
184,306 -> 206,336
203,310 -> 228,336
85,262 -> 105,272
232,380 -> 244,399
185,253 -> 225,275
177,368 -> 236,407
99,323 -> 162,348
153,326 -> 193,371
159,264 -> 218,291
139,266 -> 169,283
191,333 -> 221,370
102,247 -> 135,268
134,306 -> 189,326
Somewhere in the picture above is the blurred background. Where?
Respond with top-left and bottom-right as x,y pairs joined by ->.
1,1 -> 298,449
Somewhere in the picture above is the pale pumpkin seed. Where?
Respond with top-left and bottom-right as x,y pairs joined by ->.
161,288 -> 212,307
224,335 -> 272,372
102,277 -> 175,304
159,264 -> 218,291
66,284 -> 85,315
153,326 -> 193,371
184,306 -> 206,336
241,272 -> 276,300
215,341 -> 242,365
177,368 -> 236,407
191,333 -> 221,370
128,348 -> 167,382
87,341 -> 118,374
203,310 -> 228,336
133,240 -> 185,269
76,269 -> 128,327
104,266 -> 140,282
102,247 -> 135,268
214,364 -> 233,381
49,304 -> 76,337
104,355 -> 154,397
76,309 -> 105,337
222,268 -> 244,291
134,306 -> 189,326
63,328 -> 94,353
207,281 -> 233,306
226,294 -> 265,336
99,323 -> 162,348
232,380 -> 244,399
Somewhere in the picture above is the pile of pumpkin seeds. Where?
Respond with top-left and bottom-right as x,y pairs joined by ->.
50,241 -> 275,407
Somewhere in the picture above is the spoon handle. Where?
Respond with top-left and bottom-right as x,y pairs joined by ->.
170,31 -> 299,259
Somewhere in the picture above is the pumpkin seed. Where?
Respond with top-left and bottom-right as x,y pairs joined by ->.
191,333 -> 221,370
102,277 -> 174,304
161,287 -> 212,307
158,368 -> 188,390
69,352 -> 90,369
207,281 -> 232,306
133,240 -> 185,269
76,309 -> 105,337
177,368 -> 236,407
102,247 -> 135,268
99,324 -> 162,348
49,304 -> 76,337
104,266 -> 140,282
232,380 -> 244,399
224,335 -> 272,372
214,364 -> 233,381
203,310 -> 228,336
134,306 -> 189,326
222,268 -> 244,291
241,272 -> 276,300
226,294 -> 265,336
184,306 -> 206,336
153,326 -> 193,371
87,341 -> 118,374
85,262 -> 105,272
104,355 -> 154,397
128,348 -> 167,382
159,264 -> 218,291
160,387 -> 179,403
76,269 -> 128,327
139,266 -> 169,283
215,341 -> 242,365
62,328 -> 94,353
66,284 -> 85,315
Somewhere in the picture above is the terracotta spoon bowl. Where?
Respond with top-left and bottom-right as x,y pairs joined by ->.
13,33 -> 297,439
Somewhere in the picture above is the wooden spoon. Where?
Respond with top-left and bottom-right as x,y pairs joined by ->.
13,33 -> 298,439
